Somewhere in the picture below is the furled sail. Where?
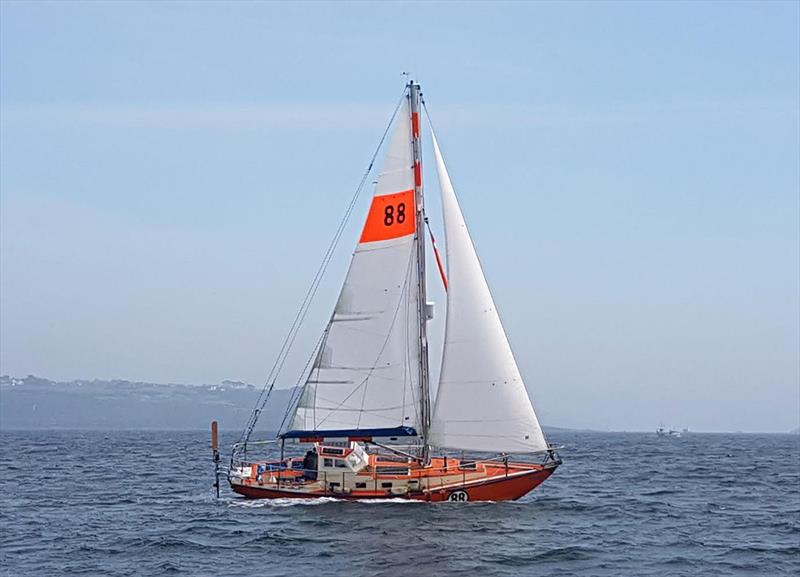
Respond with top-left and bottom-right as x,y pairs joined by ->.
289,100 -> 421,435
429,132 -> 548,453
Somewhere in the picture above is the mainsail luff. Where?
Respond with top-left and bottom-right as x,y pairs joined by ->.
429,131 -> 549,454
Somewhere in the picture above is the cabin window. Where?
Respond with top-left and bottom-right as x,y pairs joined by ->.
380,455 -> 409,463
334,460 -> 348,468
376,466 -> 410,475
323,458 -> 334,467
381,482 -> 393,489
355,482 -> 367,489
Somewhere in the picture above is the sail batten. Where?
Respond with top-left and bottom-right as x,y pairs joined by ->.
429,131 -> 548,454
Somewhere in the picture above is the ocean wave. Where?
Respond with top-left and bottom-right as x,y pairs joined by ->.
3,430 -> 799,576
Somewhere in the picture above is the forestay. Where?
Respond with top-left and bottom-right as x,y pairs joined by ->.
429,132 -> 548,454
290,100 -> 421,434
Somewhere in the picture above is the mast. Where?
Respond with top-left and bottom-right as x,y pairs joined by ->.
409,81 -> 431,462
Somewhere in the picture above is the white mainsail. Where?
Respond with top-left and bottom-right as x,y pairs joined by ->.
290,100 -> 421,433
429,132 -> 548,453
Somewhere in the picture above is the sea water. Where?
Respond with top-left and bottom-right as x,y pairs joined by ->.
1,430 -> 798,576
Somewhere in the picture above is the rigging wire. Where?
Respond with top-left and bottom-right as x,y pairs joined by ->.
420,97 -> 450,293
237,88 -> 408,448
275,328 -> 327,435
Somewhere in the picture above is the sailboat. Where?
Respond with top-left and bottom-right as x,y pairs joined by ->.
656,424 -> 682,438
227,81 -> 561,502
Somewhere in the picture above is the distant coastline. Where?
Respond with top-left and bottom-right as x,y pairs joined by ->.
2,376 -> 798,434
0,374 -> 292,432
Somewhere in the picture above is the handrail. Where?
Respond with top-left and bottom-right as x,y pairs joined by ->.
231,439 -> 280,450
230,450 -> 560,482
232,441 -> 564,459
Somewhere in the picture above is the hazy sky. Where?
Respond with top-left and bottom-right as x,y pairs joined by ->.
1,1 -> 798,432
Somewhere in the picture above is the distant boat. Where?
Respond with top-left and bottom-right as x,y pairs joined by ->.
656,425 -> 682,438
224,81 -> 561,502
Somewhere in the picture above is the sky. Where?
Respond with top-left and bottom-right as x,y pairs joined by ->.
1,1 -> 798,432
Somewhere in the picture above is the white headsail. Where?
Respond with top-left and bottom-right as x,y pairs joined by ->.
429,132 -> 548,453
290,100 -> 421,434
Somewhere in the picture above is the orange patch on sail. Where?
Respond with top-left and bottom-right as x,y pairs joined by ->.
359,189 -> 416,243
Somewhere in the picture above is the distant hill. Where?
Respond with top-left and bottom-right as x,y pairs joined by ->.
0,375 -> 585,434
0,375 -> 295,432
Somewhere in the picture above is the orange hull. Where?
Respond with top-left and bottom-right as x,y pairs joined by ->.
231,463 -> 557,502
